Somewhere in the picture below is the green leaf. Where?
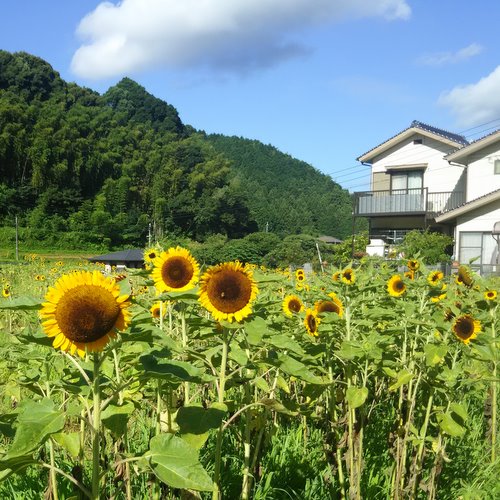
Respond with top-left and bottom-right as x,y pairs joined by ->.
140,350 -> 210,383
424,344 -> 448,367
336,341 -> 364,360
52,432 -> 81,458
144,434 -> 213,491
450,402 -> 468,423
244,316 -> 268,345
265,335 -> 305,356
0,399 -> 64,470
273,354 -> 327,385
101,402 -> 135,437
253,377 -> 271,392
389,370 -> 414,391
176,404 -> 227,435
346,386 -> 369,409
0,296 -> 43,310
259,398 -> 298,416
437,411 -> 466,437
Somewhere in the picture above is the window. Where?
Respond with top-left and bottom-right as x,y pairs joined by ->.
391,170 -> 423,192
459,232 -> 498,274
413,139 -> 423,145
494,159 -> 500,174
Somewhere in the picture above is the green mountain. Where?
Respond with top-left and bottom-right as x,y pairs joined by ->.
0,50 -> 355,249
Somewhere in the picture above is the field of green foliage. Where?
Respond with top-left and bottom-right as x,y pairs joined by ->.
0,249 -> 499,499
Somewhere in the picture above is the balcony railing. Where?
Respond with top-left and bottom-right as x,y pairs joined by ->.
354,188 -> 464,217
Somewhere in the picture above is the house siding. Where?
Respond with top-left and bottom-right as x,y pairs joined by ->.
465,142 -> 500,200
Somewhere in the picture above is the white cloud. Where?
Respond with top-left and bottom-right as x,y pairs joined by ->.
417,43 -> 483,67
439,66 -> 500,127
71,0 -> 411,79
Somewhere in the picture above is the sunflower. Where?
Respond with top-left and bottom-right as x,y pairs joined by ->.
199,261 -> 258,322
152,247 -> 199,293
150,301 -> 166,319
452,314 -> 481,344
456,265 -> 473,287
296,273 -> 306,282
407,259 -> 420,271
2,287 -> 10,298
341,268 -> 355,285
404,270 -> 415,280
39,271 -> 131,358
304,308 -> 320,337
427,270 -> 444,286
283,295 -> 304,317
295,268 -> 305,279
144,246 -> 160,264
332,271 -> 341,282
431,283 -> 447,303
387,275 -> 406,297
314,294 -> 344,318
484,290 -> 498,301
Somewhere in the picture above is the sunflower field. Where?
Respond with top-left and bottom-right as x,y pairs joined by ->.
0,248 -> 499,499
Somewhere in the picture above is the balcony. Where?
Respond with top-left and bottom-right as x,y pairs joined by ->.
354,188 -> 464,217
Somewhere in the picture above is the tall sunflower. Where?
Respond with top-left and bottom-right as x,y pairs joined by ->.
150,301 -> 166,319
144,246 -> 161,264
304,308 -> 320,336
456,265 -> 473,287
199,261 -> 258,323
283,295 -> 304,317
152,247 -> 199,293
314,294 -> 344,317
484,290 -> 498,301
39,271 -> 132,358
452,314 -> 481,344
332,271 -> 341,282
341,268 -> 355,285
387,275 -> 406,297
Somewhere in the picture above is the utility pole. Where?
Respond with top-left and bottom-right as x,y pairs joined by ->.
15,215 -> 19,261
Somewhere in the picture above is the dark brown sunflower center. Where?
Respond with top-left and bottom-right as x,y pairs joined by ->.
306,315 -> 317,332
393,280 -> 405,292
454,317 -> 474,339
207,270 -> 252,313
148,252 -> 156,259
288,299 -> 302,313
55,285 -> 120,343
317,301 -> 340,314
343,272 -> 352,281
161,257 -> 194,289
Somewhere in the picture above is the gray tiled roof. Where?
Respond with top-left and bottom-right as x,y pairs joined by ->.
410,121 -> 468,146
88,249 -> 144,263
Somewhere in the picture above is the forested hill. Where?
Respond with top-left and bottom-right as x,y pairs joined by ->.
206,134 -> 353,238
0,50 -> 354,249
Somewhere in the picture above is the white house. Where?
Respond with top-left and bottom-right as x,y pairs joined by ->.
354,121 -> 500,274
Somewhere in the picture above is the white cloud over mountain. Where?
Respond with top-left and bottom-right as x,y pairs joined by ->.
71,0 -> 411,79
439,66 -> 500,127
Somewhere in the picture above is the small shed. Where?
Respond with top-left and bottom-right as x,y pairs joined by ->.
87,249 -> 144,269
317,235 -> 342,245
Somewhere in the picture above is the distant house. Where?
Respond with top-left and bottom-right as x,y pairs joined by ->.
354,121 -> 500,274
317,235 -> 342,244
88,249 -> 144,269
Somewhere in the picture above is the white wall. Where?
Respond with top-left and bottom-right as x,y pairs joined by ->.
465,146 -> 500,201
371,134 -> 464,194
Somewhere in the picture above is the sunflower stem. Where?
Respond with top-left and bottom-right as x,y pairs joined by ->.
44,366 -> 59,500
180,306 -> 190,405
490,306 -> 498,463
91,352 -> 102,500
213,328 -> 229,500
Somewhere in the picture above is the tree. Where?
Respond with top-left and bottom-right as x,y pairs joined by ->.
397,230 -> 454,265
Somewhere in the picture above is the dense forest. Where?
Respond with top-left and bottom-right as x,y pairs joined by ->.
0,50 -> 357,251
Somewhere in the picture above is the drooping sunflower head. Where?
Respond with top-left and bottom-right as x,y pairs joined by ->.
387,275 -> 406,297
427,270 -> 444,286
407,259 -> 420,272
283,295 -> 304,317
430,283 -> 447,303
484,290 -> 498,301
39,271 -> 132,358
314,294 -> 344,318
452,314 -> 481,344
304,308 -> 320,337
199,261 -> 258,323
456,265 -> 473,287
152,247 -> 199,293
341,268 -> 355,285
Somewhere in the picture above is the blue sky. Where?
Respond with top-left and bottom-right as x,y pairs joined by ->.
1,0 -> 500,192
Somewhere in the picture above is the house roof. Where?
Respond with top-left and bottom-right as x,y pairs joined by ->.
445,129 -> 500,163
317,235 -> 342,244
435,188 -> 500,223
88,248 -> 144,263
357,120 -> 468,163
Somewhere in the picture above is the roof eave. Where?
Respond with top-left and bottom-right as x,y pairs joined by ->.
445,130 -> 500,163
358,127 -> 464,164
435,190 -> 500,223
